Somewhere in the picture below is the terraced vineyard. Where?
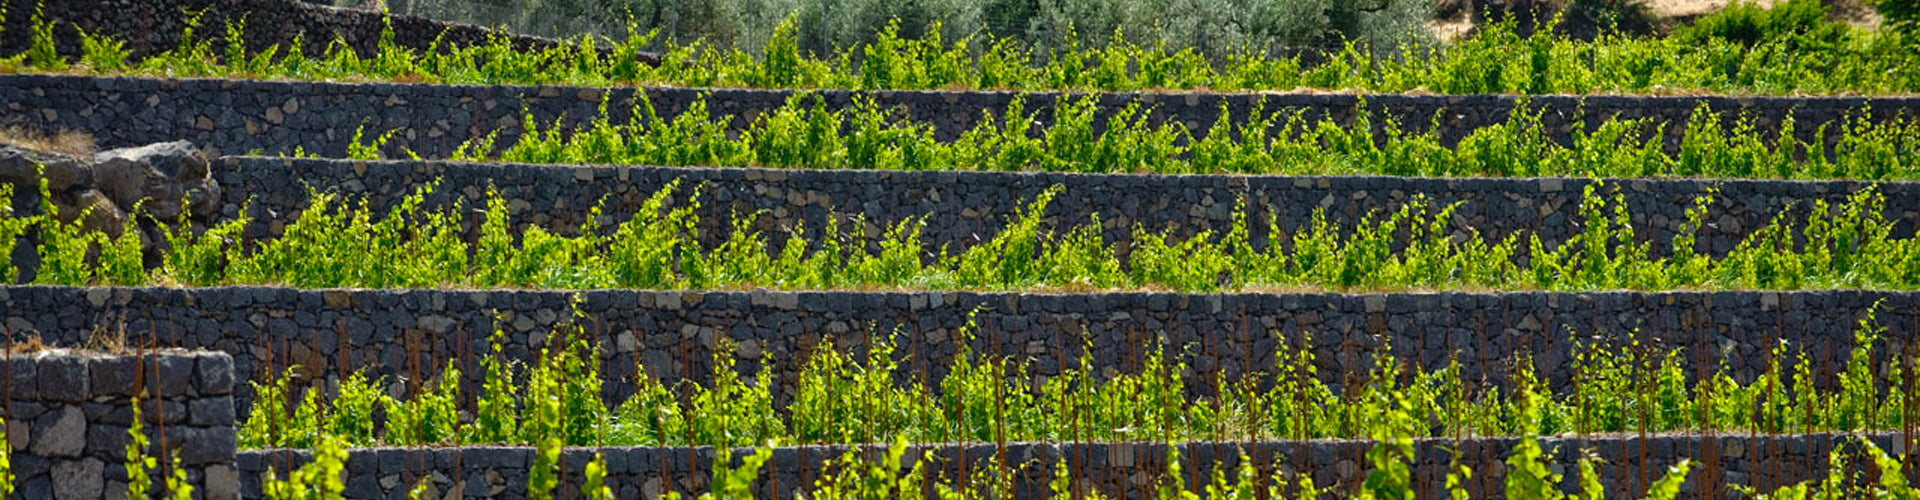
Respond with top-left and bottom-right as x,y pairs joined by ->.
3,0 -> 1920,498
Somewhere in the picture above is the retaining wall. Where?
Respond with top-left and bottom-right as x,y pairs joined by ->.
15,157 -> 1920,295
1,349 -> 238,500
0,0 -> 606,63
3,74 -> 1916,159
3,286 -> 1915,420
232,433 -> 1916,500
208,158 -> 1920,261
0,346 -> 1902,499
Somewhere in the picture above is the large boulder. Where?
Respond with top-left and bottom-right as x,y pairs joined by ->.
91,141 -> 222,221
0,145 -> 91,193
64,189 -> 128,236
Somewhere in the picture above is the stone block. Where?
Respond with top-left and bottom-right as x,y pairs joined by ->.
51,457 -> 104,500
30,406 -> 85,458
152,354 -> 196,397
87,356 -> 140,398
196,353 -> 236,396
36,356 -> 88,403
190,396 -> 234,427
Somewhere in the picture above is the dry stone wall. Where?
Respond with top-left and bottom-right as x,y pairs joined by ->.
232,433 -> 1910,499
0,345 -> 1898,499
210,157 -> 1920,261
16,156 -> 1918,286
2,286 -> 1913,420
3,74 -> 1916,159
2,349 -> 238,500
0,0 -> 605,63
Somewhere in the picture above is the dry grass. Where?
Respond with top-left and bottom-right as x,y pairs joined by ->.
0,125 -> 96,157
2,334 -> 51,354
82,318 -> 131,354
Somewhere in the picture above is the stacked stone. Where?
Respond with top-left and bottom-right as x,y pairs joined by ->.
3,349 -> 237,500
203,157 -> 1920,262
0,309 -> 1890,498
4,287 -> 1913,421
3,141 -> 224,284
3,74 -> 1917,161
233,433 -> 1898,499
0,0 -> 617,65
6,3 -> 1920,496
16,155 -> 1918,285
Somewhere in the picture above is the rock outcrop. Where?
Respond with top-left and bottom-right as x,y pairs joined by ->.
91,141 -> 222,222
1,141 -> 222,280
0,145 -> 91,192
3,141 -> 220,226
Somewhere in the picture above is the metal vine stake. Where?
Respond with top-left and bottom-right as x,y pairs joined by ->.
1354,0 -> 1393,85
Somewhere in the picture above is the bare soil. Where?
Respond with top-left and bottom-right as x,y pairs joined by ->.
1645,0 -> 1779,18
